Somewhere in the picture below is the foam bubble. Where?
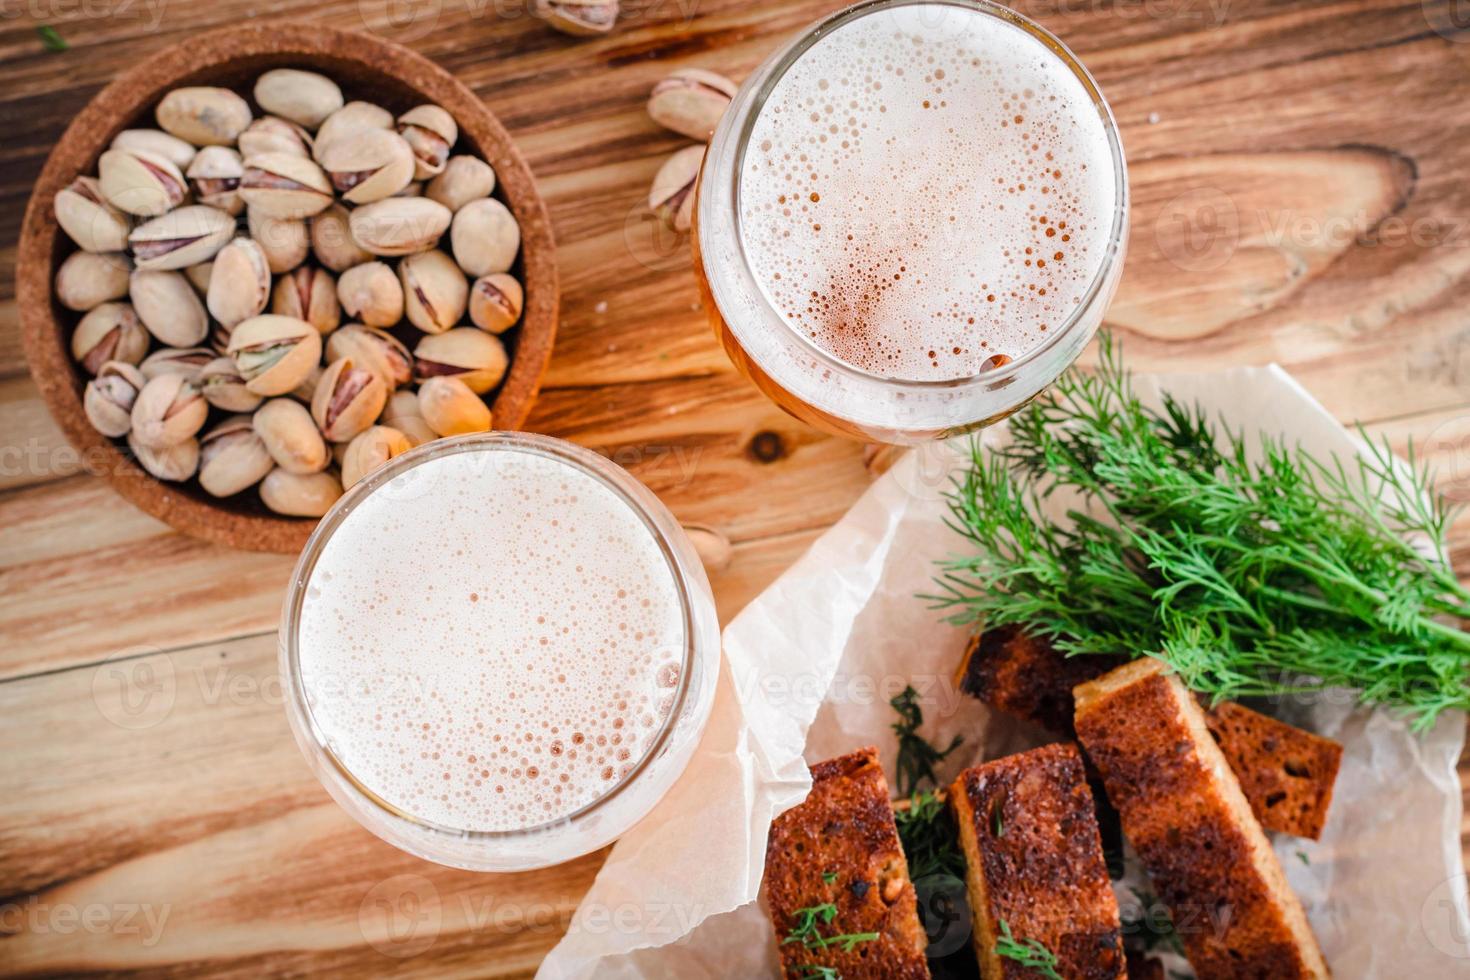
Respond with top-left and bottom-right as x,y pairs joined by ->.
297,446 -> 685,833
739,4 -> 1117,381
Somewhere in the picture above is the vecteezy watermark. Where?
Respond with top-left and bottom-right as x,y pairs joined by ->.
1424,0 -> 1470,43
1153,186 -> 1239,273
732,668 -> 967,718
1420,873 -> 1470,959
353,0 -> 704,42
1422,413 -> 1470,504
91,645 -> 177,730
359,874 -> 442,959
1,0 -> 170,31
0,898 -> 172,947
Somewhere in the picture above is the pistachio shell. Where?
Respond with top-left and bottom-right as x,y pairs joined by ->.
83,361 -> 146,438
399,249 -> 468,334
349,197 -> 451,256
413,327 -> 508,394
254,69 -> 344,129
130,373 -> 208,449
426,155 -> 497,212
314,101 -> 394,164
649,144 -> 702,232
227,314 -> 323,396
55,251 -> 131,311
320,128 -> 415,204
247,209 -> 309,273
260,467 -> 342,516
111,129 -> 197,170
341,425 -> 413,487
139,346 -> 213,383
198,415 -> 275,496
129,431 -> 199,481
156,87 -> 253,146
325,324 -> 413,389
207,237 -> 272,328
131,268 -> 209,346
129,205 -> 234,271
417,376 -> 492,436
379,389 -> 435,446
468,273 -> 524,334
272,266 -> 340,335
336,262 -> 404,327
71,302 -> 149,374
184,262 -> 213,295
186,145 -> 245,215
311,357 -> 388,443
199,356 -> 263,413
253,397 -> 329,474
239,152 -> 333,219
682,522 -> 733,572
310,203 -> 373,273
397,105 -> 457,180
97,148 -> 187,217
55,176 -> 131,253
451,197 -> 520,277
647,69 -> 737,141
238,116 -> 314,159
533,0 -> 619,36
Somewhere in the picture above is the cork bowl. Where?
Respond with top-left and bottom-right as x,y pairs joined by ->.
17,22 -> 558,554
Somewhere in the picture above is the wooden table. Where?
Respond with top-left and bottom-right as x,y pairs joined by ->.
2,0 -> 1468,974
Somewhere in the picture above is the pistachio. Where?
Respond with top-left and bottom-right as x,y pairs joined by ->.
239,152 -> 333,219
129,431 -> 199,482
336,262 -> 404,327
649,144 -> 702,232
326,324 -> 413,389
418,375 -> 492,436
288,363 -> 324,406
111,129 -> 197,170
97,148 -> 187,217
71,302 -> 148,374
253,397 -> 329,474
349,197 -> 451,256
314,101 -> 394,164
341,425 -> 413,487
260,468 -> 342,516
131,268 -> 208,346
186,145 -> 245,215
533,0 -> 619,36
55,176 -> 131,253
426,155 -> 496,212
468,273 -> 524,334
247,208 -> 309,273
253,69 -> 343,130
312,357 -> 388,443
310,202 -> 374,272
129,373 -> 208,448
682,522 -> 733,573
227,315 -> 323,396
139,346 -> 214,382
238,116 -> 314,160
198,415 -> 275,497
55,251 -> 131,311
156,86 -> 253,146
451,197 -> 520,277
129,205 -> 234,271
273,266 -> 340,334
207,237 -> 272,328
199,356 -> 263,412
400,249 -> 468,334
380,389 -> 436,446
395,181 -> 424,198
648,69 -> 737,140
83,361 -> 147,437
184,261 -> 213,295
413,327 -> 508,394
397,105 -> 457,181
320,128 -> 415,204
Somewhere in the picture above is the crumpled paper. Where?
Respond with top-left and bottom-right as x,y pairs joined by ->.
538,366 -> 1469,978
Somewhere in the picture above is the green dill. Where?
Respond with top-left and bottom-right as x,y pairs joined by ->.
994,919 -> 1063,979
930,334 -> 1470,732
1297,850 -> 1311,866
36,25 -> 68,51
894,790 -> 966,880
782,903 -> 877,954
890,685 -> 963,796
797,967 -> 839,980
822,870 -> 838,884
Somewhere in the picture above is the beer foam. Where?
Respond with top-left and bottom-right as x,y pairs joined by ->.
297,446 -> 686,833
739,4 -> 1118,381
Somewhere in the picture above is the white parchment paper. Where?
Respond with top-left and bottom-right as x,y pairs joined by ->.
538,366 -> 1470,978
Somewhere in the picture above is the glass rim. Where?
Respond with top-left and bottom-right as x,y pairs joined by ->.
279,431 -> 704,843
715,0 -> 1130,392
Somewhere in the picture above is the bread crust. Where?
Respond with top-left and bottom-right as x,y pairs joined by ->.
1203,701 -> 1342,840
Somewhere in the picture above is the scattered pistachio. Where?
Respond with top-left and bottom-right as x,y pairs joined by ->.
326,324 -> 413,389
426,155 -> 496,212
83,361 -> 147,437
648,69 -> 736,140
337,261 -> 404,327
71,302 -> 149,374
418,375 -> 492,436
451,197 -> 520,277
55,176 -> 131,253
311,356 -> 388,443
399,249 -> 467,334
350,196 -> 452,256
129,373 -> 207,448
260,467 -> 342,516
238,116 -> 314,160
139,346 -> 213,382
186,146 -> 245,215
129,205 -> 234,271
397,105 -> 456,181
156,87 -> 252,146
97,147 -> 186,217
649,144 -> 703,232
413,328 -> 508,394
310,202 -> 374,272
129,431 -> 199,481
247,208 -> 310,273
199,356 -> 263,413
198,415 -> 275,496
207,237 -> 272,329
111,129 -> 196,170
253,397 -> 329,474
533,0 -> 619,36
55,251 -> 131,312
341,425 -> 412,487
239,152 -> 334,219
131,268 -> 208,347
468,272 -> 524,334
254,69 -> 344,129
227,314 -> 322,396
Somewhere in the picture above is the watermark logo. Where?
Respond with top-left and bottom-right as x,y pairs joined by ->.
359,873 -> 442,958
1425,0 -> 1470,42
91,645 -> 176,730
913,873 -> 971,957
1420,873 -> 1470,958
1154,186 -> 1239,273
0,898 -> 171,947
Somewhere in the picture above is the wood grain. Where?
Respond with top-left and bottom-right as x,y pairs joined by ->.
2,0 -> 1469,976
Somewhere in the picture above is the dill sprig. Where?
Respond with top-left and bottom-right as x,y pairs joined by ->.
995,920 -> 1063,979
890,686 -> 963,796
782,902 -> 878,954
894,790 -> 966,880
930,335 -> 1470,731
